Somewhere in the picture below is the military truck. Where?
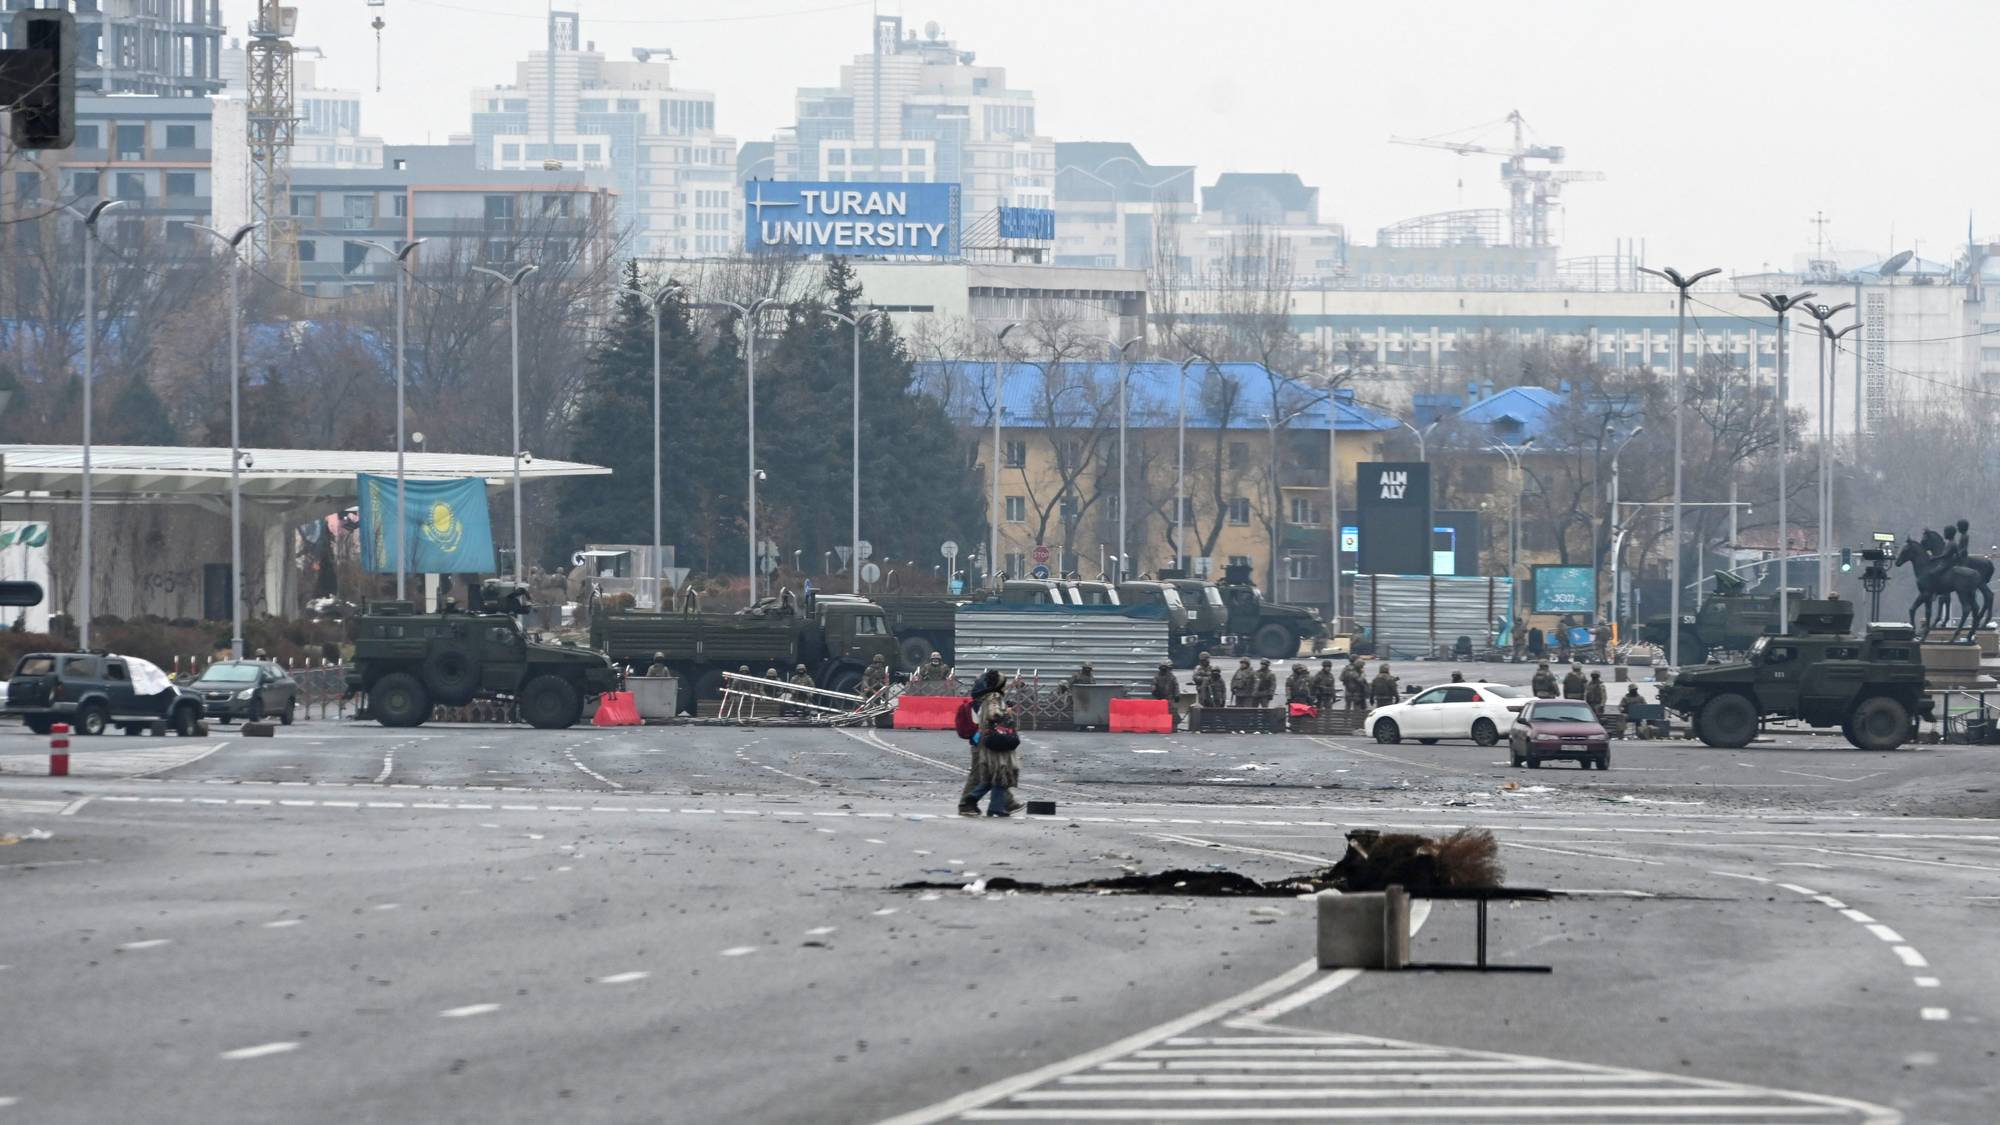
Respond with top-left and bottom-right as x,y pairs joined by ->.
1658,598 -> 1933,752
1156,570 -> 1235,657
835,592 -> 971,671
1114,580 -> 1202,666
593,592 -> 898,705
1216,563 -> 1329,659
347,595 -> 618,729
1642,571 -> 1783,659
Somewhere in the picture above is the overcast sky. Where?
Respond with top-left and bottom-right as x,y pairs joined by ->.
267,0 -> 1995,274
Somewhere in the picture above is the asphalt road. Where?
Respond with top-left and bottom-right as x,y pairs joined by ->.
1,707 -> 1993,1125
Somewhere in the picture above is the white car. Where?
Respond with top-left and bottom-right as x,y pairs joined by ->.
1366,681 -> 1529,746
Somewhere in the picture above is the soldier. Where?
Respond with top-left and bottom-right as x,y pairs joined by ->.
1311,659 -> 1339,711
1449,671 -> 1466,683
1193,652 -> 1218,709
861,653 -> 890,696
1230,658 -> 1255,708
918,652 -> 949,685
1342,657 -> 1368,713
1071,662 -> 1096,687
645,651 -> 670,678
1253,658 -> 1277,708
1619,683 -> 1647,739
1150,662 -> 1181,728
1531,661 -> 1559,699
1285,663 -> 1313,706
1563,664 -> 1587,701
788,663 -> 815,716
1585,670 -> 1607,718
1369,663 -> 1400,707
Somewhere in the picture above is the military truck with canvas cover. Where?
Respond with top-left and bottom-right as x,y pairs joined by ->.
348,595 -> 617,729
1658,598 -> 1932,751
593,592 -> 898,704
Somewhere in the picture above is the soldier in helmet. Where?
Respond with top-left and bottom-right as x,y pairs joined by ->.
1531,661 -> 1559,699
1563,664 -> 1587,701
1285,663 -> 1312,706
1070,662 -> 1096,688
861,653 -> 889,697
1342,656 -> 1368,713
1193,651 -> 1219,709
1369,662 -> 1401,707
1311,659 -> 1339,711
1150,662 -> 1181,728
645,651 -> 670,678
1253,658 -> 1277,708
786,663 -> 815,716
1230,658 -> 1255,707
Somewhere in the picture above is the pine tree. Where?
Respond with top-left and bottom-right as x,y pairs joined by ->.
100,373 -> 178,445
550,262 -> 656,558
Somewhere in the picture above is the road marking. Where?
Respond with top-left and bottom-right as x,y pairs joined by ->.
1707,870 -> 1771,883
58,796 -> 93,816
439,1003 -> 501,1019
219,1042 -> 299,1061
1920,1007 -> 1950,1021
720,946 -> 757,957
366,801 -> 405,809
1146,831 -> 1336,866
1914,976 -> 1940,988
1777,882 -> 1820,896
1504,841 -> 1661,866
561,747 -> 624,789
806,926 -> 837,936
119,939 -> 170,950
262,919 -> 302,929
374,751 -> 393,784
595,971 -> 649,984
1893,946 -> 1929,968
1864,923 -> 1905,943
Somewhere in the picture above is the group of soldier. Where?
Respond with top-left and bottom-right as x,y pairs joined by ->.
1529,660 -> 1609,714
1179,652 -> 1402,712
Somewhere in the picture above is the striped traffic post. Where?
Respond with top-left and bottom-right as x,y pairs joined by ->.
49,722 -> 69,776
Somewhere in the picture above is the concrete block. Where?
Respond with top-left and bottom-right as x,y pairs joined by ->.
1024,800 -> 1056,816
1316,887 -> 1410,970
240,722 -> 276,738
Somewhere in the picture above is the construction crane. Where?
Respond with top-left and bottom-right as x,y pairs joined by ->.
246,0 -> 299,286
1390,110 -> 1602,249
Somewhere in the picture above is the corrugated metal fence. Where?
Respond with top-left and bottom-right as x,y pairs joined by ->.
1353,576 -> 1513,659
952,604 -> 1169,688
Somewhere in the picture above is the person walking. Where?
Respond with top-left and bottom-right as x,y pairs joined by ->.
1531,661 -> 1558,699
1252,659 -> 1277,708
1369,663 -> 1400,708
1562,664 -> 1587,701
1585,671 -> 1607,718
1151,662 -> 1182,729
1311,660 -> 1339,711
1230,658 -> 1255,707
959,670 -> 1020,817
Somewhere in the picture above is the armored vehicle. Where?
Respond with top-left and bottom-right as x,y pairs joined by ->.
1115,580 -> 1200,666
348,591 -> 618,729
866,592 -> 973,670
1156,570 -> 1235,657
593,590 -> 898,704
1658,598 -> 1933,751
1216,563 -> 1329,659
1642,571 -> 1783,659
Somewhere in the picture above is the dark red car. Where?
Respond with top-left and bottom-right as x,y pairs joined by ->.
1508,699 -> 1611,770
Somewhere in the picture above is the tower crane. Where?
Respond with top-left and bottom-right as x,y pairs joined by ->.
246,0 -> 299,285
1390,110 -> 1602,248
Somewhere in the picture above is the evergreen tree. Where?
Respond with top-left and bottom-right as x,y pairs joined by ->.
550,262 -> 658,560
100,373 -> 178,445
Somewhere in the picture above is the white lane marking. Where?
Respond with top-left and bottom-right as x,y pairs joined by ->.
130,740 -> 231,778
1146,832 -> 1336,867
319,800 -> 359,808
868,961 -> 1322,1125
720,946 -> 757,957
439,1003 -> 501,1019
596,971 -> 649,984
1864,923 -> 1905,943
59,796 -> 93,816
1914,976 -> 1940,988
873,908 -> 899,916
806,926 -> 837,936
233,798 -> 271,806
1813,895 -> 1847,908
0,1097 -> 14,1107
1504,841 -> 1661,866
1921,1007 -> 1950,1021
1776,882 -> 1819,896
1708,870 -> 1771,883
262,919 -> 303,929
560,747 -> 624,789
372,903 -> 400,911
219,1041 -> 299,1061
373,752 -> 393,784
119,939 -> 170,950
1893,946 -> 1929,968
366,801 -> 405,809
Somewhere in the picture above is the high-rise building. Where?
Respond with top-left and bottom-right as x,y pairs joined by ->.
770,16 -> 1054,229
1052,142 -> 1195,271
0,0 -> 225,97
467,11 -> 738,257
219,45 -> 385,170
1191,173 -> 1347,286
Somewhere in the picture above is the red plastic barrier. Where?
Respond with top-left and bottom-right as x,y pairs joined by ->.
1288,703 -> 1319,719
1109,698 -> 1173,733
894,694 -> 970,730
49,722 -> 69,776
592,691 -> 642,727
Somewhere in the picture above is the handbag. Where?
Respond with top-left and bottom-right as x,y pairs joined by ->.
982,725 -> 1021,753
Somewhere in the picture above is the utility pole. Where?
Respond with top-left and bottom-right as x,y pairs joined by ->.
1747,290 -> 1816,634
1796,300 -> 1855,595
1639,265 -> 1719,668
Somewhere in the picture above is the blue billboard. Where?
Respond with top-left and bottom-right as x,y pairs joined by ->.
745,180 -> 960,257
998,205 -> 1055,240
1532,565 -> 1597,614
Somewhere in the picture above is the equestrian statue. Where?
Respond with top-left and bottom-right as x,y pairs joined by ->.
1894,518 -> 1993,643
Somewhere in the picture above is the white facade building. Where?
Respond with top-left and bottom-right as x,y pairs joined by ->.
219,46 -> 384,170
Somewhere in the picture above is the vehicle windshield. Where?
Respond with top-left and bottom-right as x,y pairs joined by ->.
14,655 -> 54,677
194,664 -> 261,684
1748,637 -> 1768,659
1203,587 -> 1224,607
1479,683 -> 1525,698
1532,702 -> 1598,723
850,614 -> 888,635
1160,587 -> 1184,610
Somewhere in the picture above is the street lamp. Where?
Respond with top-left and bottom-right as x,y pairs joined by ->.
1796,300 -> 1855,594
1639,265 -> 1720,670
1173,353 -> 1209,572
1821,319 -> 1861,593
1606,425 -> 1645,643
631,280 -> 686,608
824,306 -> 887,594
697,297 -> 782,601
1397,416 -> 1440,462
1746,289 -> 1816,635
1094,335 -> 1144,579
63,198 -> 125,651
1487,438 -> 1535,655
358,238 -> 427,601
471,263 -> 538,581
993,323 -> 1023,586
189,221 -> 261,659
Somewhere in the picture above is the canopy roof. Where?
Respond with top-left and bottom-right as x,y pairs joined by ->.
0,444 -> 610,504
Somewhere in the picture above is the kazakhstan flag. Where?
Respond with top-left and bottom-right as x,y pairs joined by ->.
356,474 -> 498,574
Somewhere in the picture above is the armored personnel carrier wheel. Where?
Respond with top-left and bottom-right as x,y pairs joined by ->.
423,642 -> 480,706
519,674 -> 582,730
1846,696 -> 1912,752
1252,623 -> 1296,660
371,672 -> 431,728
1696,693 -> 1757,748
898,636 -> 935,671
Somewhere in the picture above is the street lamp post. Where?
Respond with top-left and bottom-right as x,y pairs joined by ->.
1638,265 -> 1719,669
993,323 -> 1023,587
189,222 -> 261,659
359,238 -> 428,601
63,199 -> 125,651
471,264 -> 539,581
1174,354 -> 1206,572
700,297 -> 782,601
1606,425 -> 1645,642
629,281 -> 685,609
1747,290 -> 1816,635
1487,439 -> 1535,654
824,306 -> 887,594
1796,300 -> 1856,594
1101,336 -> 1143,579
1397,417 -> 1440,462
1819,320 -> 1860,593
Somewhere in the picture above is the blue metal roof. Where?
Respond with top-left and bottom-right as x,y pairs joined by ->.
1452,385 -> 1565,440
919,361 -> 1402,432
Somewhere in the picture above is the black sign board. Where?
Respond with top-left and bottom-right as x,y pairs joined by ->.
1356,462 -> 1432,575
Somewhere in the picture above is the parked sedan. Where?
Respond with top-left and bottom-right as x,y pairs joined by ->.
188,661 -> 299,724
1367,682 -> 1527,746
1508,699 -> 1611,770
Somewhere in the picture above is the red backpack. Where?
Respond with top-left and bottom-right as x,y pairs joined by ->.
953,698 -> 979,740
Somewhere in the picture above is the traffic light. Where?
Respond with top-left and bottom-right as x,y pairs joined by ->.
3,10 -> 75,149
1839,547 -> 1854,573
0,581 -> 44,607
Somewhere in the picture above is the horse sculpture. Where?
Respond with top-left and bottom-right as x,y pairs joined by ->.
1933,522 -> 1995,617
1897,531 -> 1990,642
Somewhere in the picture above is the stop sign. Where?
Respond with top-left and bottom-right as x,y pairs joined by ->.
1031,544 -> 1052,565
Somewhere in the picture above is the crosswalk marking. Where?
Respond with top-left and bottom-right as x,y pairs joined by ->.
0,742 -> 225,779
